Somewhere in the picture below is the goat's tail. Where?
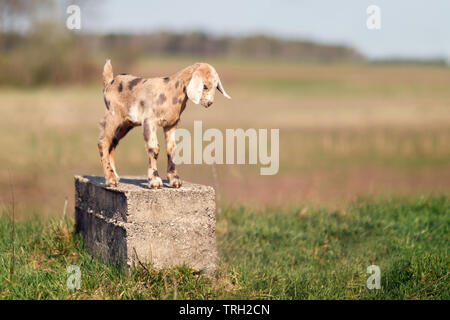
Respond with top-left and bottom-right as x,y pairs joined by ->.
103,59 -> 113,87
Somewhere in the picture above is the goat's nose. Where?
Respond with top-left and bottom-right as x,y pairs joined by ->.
206,101 -> 212,107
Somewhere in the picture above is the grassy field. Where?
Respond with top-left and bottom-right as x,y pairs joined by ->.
0,196 -> 448,299
0,58 -> 449,299
1,58 -> 450,215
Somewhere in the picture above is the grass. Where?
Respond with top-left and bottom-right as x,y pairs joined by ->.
1,196 -> 448,299
219,196 -> 449,299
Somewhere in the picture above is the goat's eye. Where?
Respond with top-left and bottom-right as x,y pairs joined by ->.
203,85 -> 208,90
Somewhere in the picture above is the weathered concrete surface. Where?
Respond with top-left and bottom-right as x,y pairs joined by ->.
74,175 -> 217,275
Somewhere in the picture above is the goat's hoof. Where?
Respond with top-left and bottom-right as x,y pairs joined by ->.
169,177 -> 182,188
149,177 -> 163,189
106,176 -> 119,187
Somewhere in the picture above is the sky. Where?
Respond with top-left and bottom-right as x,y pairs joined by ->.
81,0 -> 450,60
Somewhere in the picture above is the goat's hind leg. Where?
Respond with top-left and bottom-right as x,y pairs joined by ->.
109,121 -> 133,183
98,114 -> 122,186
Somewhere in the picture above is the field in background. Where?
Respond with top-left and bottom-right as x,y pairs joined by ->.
1,196 -> 448,299
0,57 -> 449,300
0,58 -> 449,217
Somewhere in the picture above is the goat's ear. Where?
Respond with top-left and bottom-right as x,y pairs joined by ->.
186,71 -> 203,104
216,75 -> 231,99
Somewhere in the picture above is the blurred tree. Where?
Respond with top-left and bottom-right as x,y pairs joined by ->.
0,0 -> 55,33
0,1 -> 365,86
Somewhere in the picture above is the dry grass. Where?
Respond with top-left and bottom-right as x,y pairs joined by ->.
0,58 -> 449,215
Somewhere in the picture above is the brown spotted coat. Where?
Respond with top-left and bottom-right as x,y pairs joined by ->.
98,61 -> 231,189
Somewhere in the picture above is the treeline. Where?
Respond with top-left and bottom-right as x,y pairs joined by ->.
0,29 -> 365,86
98,32 -> 364,63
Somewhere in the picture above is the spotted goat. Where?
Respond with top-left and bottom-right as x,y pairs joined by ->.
98,60 -> 231,189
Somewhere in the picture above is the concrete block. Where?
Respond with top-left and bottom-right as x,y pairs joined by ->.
74,175 -> 217,275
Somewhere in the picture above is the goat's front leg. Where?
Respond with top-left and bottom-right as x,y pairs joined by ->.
164,124 -> 182,188
143,119 -> 162,189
